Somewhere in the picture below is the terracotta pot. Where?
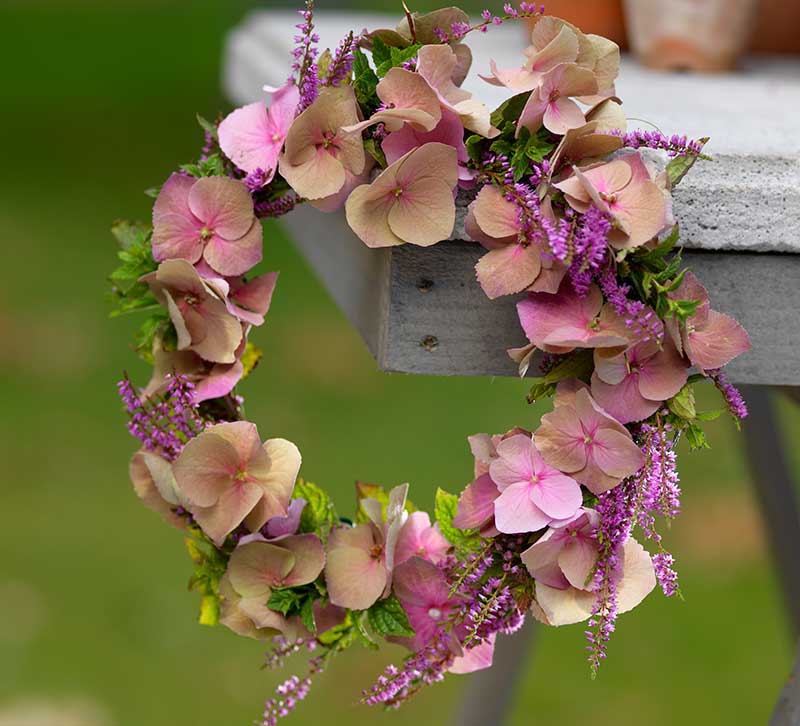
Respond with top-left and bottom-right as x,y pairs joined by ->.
623,0 -> 758,72
751,0 -> 800,53
524,0 -> 627,48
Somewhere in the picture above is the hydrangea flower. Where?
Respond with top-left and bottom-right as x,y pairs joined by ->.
278,85 -> 365,200
218,81 -> 300,181
416,44 -> 498,138
525,522 -> 655,627
590,338 -> 689,424
382,108 -> 473,184
152,173 -> 262,277
516,280 -> 629,354
220,534 -> 324,639
142,259 -> 243,364
345,142 -> 458,248
490,433 -> 583,534
129,449 -> 189,530
172,421 -> 301,545
395,511 -> 451,566
667,271 -> 751,373
549,98 -> 626,171
325,484 -> 409,610
465,185 -> 566,299
518,63 -> 599,135
535,385 -> 645,494
555,153 -> 669,249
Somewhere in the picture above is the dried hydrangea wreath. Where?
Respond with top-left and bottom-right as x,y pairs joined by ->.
111,3 -> 752,722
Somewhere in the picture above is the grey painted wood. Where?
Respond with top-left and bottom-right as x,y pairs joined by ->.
773,642 -> 800,726
453,622 -> 536,726
742,386 -> 800,637
224,10 -> 800,254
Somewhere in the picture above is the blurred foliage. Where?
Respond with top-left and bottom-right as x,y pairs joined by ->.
0,1 -> 798,725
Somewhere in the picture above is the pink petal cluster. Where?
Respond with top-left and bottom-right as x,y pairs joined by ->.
490,434 -> 582,534
555,153 -> 670,249
152,174 -> 262,276
218,82 -> 300,182
172,421 -> 301,545
591,338 -> 689,424
522,510 -> 656,626
667,271 -> 751,373
517,280 -> 629,353
534,384 -> 645,494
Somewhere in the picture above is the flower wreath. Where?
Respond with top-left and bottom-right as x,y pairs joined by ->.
111,3 -> 752,722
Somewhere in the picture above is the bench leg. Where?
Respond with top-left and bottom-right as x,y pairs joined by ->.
453,621 -> 536,726
740,385 -> 800,638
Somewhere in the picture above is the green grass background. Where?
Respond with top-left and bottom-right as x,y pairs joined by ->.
1,1 -> 798,724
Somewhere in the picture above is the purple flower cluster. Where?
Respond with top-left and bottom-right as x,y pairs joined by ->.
586,479 -> 635,674
117,374 -> 204,460
362,627 -> 454,708
261,652 -> 326,726
254,192 -> 299,219
291,3 -> 320,112
244,168 -> 271,193
433,3 -> 543,41
568,206 -> 611,297
612,129 -> 705,158
599,266 -> 664,344
323,32 -> 355,88
633,422 -> 681,597
708,369 -> 748,422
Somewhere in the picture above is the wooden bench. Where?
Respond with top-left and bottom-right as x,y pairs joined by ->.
224,12 -> 800,724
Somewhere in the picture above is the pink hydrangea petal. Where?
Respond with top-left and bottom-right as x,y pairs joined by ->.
387,177 -> 456,247
153,173 -> 195,222
392,556 -> 451,608
395,511 -> 450,566
517,89 -> 548,134
280,144 -> 348,201
529,470 -> 582,520
471,185 -> 521,240
613,179 -> 668,248
543,96 -> 587,135
590,371 -> 660,425
636,340 -> 688,401
521,533 -> 571,589
592,427 -> 646,479
325,524 -> 387,610
490,434 -> 536,490
152,212 -> 205,264
449,635 -> 496,674
417,44 -> 472,106
558,537 -> 599,591
453,473 -> 499,529
264,497 -> 306,539
494,481 -> 550,534
205,421 -> 262,463
468,433 -> 497,468
218,101 -> 279,177
243,438 -> 301,532
527,21 -> 580,72
193,360 -> 244,403
279,533 -> 326,587
188,176 -> 255,240
534,404 -> 588,474
686,310 -> 751,372
228,540 -> 296,598
227,271 -> 278,326
129,451 -> 187,530
593,348 -> 629,385
476,243 -> 542,300
203,219 -> 263,277
517,282 -> 602,348
173,432 -> 240,507
192,481 -> 264,545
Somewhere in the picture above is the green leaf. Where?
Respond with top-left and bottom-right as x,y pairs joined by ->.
434,487 -> 481,556
240,341 -> 263,380
295,479 -> 338,540
316,48 -> 333,79
695,408 -> 725,422
490,92 -> 531,130
196,114 -> 218,141
465,134 -> 486,162
198,595 -> 220,626
111,220 -> 151,251
268,588 -> 304,617
685,422 -> 710,450
352,48 -> 380,115
133,311 -> 171,363
180,153 -> 226,178
370,35 -> 392,71
375,43 -> 422,76
666,138 -> 709,187
366,594 -> 415,637
300,596 -> 317,634
355,610 -> 379,649
526,350 -> 593,404
668,383 -> 697,421
363,137 -> 387,168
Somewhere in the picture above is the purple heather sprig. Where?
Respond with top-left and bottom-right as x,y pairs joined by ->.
432,2 -> 544,41
586,479 -> 636,674
261,644 -> 326,726
117,373 -> 205,460
291,1 -> 320,112
611,129 -> 706,158
323,31 -> 355,87
254,192 -> 299,219
568,206 -> 612,297
708,368 -> 749,423
599,266 -> 664,344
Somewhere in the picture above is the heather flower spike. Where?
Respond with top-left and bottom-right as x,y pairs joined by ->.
345,142 -> 458,248
535,386 -> 646,493
152,173 -> 263,276
218,81 -> 300,181
172,421 -> 301,545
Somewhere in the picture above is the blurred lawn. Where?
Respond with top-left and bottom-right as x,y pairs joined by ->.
1,1 -> 799,725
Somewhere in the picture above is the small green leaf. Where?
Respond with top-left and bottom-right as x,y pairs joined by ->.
668,383 -> 696,421
352,48 -> 380,115
526,350 -> 593,404
695,408 -> 725,422
465,134 -> 486,162
370,35 -> 392,70
267,588 -> 304,616
198,595 -> 220,626
685,422 -> 710,450
434,487 -> 480,555
366,594 -> 415,637
666,138 -> 709,187
111,220 -> 152,250
300,596 -> 317,633
240,341 -> 263,380
355,610 -> 379,649
363,137 -> 387,168
196,114 -> 218,141
490,92 -> 531,129
295,479 -> 338,540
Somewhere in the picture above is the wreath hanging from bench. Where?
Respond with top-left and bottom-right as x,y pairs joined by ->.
111,3 -> 751,722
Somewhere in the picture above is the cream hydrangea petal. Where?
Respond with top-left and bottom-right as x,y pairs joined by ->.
534,581 -> 596,626
558,537 -> 599,591
386,177 -> 456,247
192,482 -> 264,545
616,538 -> 657,614
279,534 -> 326,587
203,219 -> 263,277
325,524 -> 387,610
173,432 -> 240,507
228,540 -> 296,598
